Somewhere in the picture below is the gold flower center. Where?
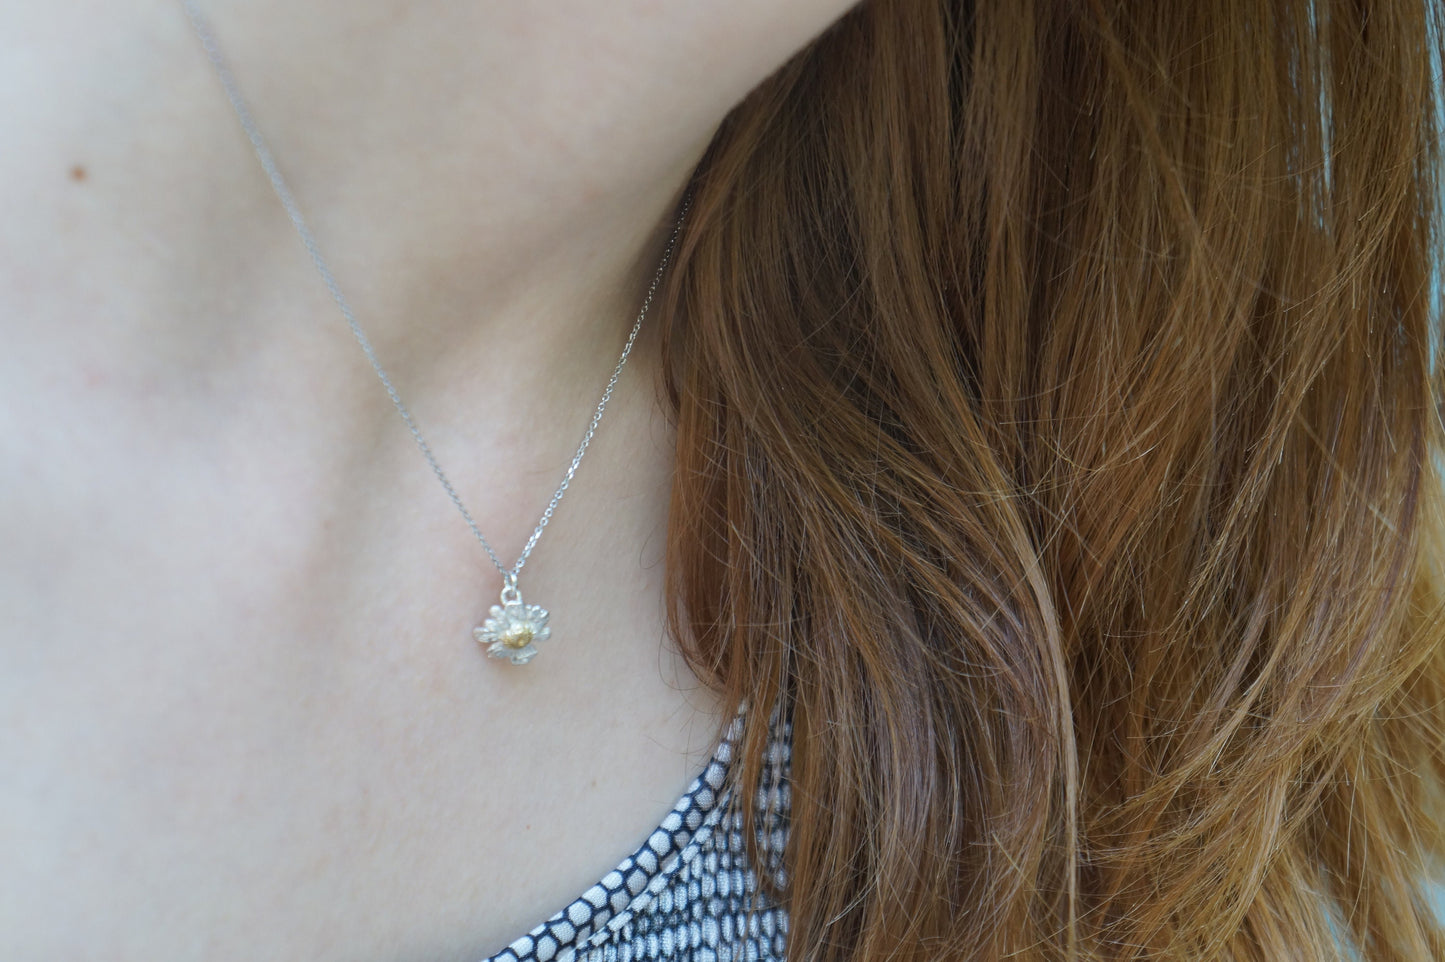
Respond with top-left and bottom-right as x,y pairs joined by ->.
500,624 -> 535,649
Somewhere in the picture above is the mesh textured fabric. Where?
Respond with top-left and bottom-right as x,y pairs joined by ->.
481,707 -> 792,962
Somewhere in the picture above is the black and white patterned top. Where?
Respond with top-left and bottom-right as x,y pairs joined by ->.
481,706 -> 792,962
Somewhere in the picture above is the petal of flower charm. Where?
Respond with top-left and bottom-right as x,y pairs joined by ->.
474,599 -> 551,665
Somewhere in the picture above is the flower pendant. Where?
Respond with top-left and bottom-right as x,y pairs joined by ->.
474,581 -> 551,665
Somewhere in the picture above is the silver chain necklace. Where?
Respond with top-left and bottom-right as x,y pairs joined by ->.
181,2 -> 691,665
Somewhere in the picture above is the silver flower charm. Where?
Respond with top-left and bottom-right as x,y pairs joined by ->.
474,600 -> 551,665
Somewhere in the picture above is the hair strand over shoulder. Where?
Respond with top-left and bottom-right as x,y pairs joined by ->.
656,1 -> 1445,959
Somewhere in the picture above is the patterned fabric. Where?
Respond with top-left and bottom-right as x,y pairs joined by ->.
482,707 -> 792,962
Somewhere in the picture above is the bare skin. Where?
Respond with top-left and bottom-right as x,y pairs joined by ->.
0,1 -> 857,959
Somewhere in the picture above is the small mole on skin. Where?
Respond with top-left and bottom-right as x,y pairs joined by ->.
70,165 -> 87,182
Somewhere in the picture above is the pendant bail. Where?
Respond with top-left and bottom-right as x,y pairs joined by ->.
499,571 -> 522,606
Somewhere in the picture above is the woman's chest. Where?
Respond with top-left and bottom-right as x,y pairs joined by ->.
0,400 -> 726,961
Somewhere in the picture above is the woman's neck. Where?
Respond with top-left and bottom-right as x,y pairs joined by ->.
5,0 -> 856,468
166,0 -> 719,434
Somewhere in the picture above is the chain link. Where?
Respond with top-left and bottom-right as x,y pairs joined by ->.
181,1 -> 692,586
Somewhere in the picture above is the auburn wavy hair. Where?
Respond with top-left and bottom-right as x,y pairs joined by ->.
651,0 -> 1445,959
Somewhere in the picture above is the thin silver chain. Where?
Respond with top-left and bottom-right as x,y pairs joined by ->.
181,1 -> 691,595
